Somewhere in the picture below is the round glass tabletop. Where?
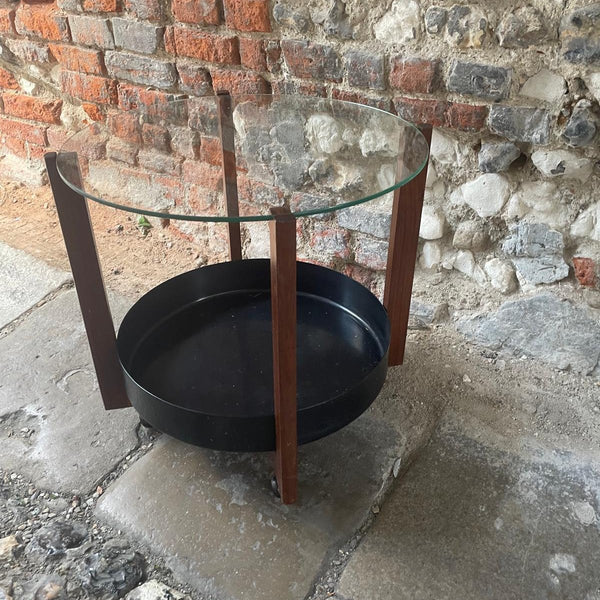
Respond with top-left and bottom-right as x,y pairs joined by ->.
57,95 -> 429,223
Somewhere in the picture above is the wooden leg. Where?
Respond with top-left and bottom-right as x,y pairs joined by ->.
44,152 -> 130,410
217,91 -> 242,261
269,207 -> 297,504
383,125 -> 433,367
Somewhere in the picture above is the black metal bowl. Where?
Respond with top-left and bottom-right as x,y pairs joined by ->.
117,259 -> 390,451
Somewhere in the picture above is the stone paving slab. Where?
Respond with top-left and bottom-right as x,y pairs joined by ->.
337,412 -> 600,600
0,289 -> 139,494
0,241 -> 71,330
97,414 -> 402,600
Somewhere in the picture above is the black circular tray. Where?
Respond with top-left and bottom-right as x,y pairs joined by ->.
117,259 -> 390,451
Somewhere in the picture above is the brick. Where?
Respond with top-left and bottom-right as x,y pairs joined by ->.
15,3 -> 69,41
223,0 -> 270,32
172,27 -> 240,64
138,148 -> 182,175
265,40 -> 281,73
82,0 -> 117,11
125,0 -> 164,21
389,57 -> 440,94
281,40 -> 342,82
46,126 -> 70,150
172,0 -> 220,25
68,15 -> 115,49
210,69 -> 269,94
448,60 -> 511,101
331,89 -> 391,111
573,257 -> 597,287
49,43 -> 106,75
169,126 -> 199,159
0,116 -> 47,145
142,122 -> 170,152
163,25 -> 175,54
82,102 -> 105,121
446,102 -> 488,132
394,97 -> 448,127
0,67 -> 19,90
488,105 -> 551,144
2,94 -> 63,124
117,84 -> 188,122
112,17 -> 163,54
4,38 -> 50,63
200,136 -> 222,166
106,137 -> 138,165
108,111 -> 142,144
2,135 -> 27,158
176,61 -> 212,95
345,50 -> 385,90
354,235 -> 388,271
239,38 -> 267,71
272,79 -> 327,97
0,6 -> 16,34
309,223 -> 350,260
182,160 -> 221,191
60,71 -> 117,104
105,51 -> 176,89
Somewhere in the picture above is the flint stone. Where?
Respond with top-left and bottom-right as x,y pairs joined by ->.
585,72 -> 600,102
419,205 -> 445,240
497,6 -> 548,48
0,242 -> 71,330
78,540 -> 145,599
337,194 -> 391,239
502,222 -> 569,285
410,300 -> 448,325
563,103 -> 597,147
306,114 -> 343,154
448,60 -> 511,101
425,6 -> 447,34
311,0 -> 353,39
520,69 -> 567,104
452,220 -> 488,251
454,250 -> 487,285
531,149 -> 593,182
125,581 -> 188,600
506,181 -> 568,230
488,106 -> 551,144
27,520 -> 87,561
451,174 -> 510,218
420,241 -> 442,269
484,258 -> 518,294
457,293 -> 600,374
478,142 -> 520,173
446,4 -> 487,48
561,3 -> 600,64
30,575 -> 66,600
272,3 -> 309,32
373,0 -> 420,44
571,203 -> 600,242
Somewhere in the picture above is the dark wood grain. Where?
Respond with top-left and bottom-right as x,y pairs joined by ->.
269,207 -> 297,504
383,125 -> 433,366
45,152 -> 130,410
217,92 -> 242,261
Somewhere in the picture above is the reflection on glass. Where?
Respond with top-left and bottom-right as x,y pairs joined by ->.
56,95 -> 429,222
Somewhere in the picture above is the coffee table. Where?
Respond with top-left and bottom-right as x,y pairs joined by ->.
45,94 -> 430,504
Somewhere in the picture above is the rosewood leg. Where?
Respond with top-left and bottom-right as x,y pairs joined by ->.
269,207 -> 298,504
217,91 -> 242,261
383,125 -> 433,367
44,152 -> 130,410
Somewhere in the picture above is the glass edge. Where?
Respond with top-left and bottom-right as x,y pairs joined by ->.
55,97 -> 431,223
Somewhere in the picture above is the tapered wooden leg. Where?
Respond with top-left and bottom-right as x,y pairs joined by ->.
217,91 -> 242,261
383,125 -> 433,367
45,152 -> 130,410
269,207 -> 297,504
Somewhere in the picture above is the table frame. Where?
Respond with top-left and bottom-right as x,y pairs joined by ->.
44,98 -> 431,505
